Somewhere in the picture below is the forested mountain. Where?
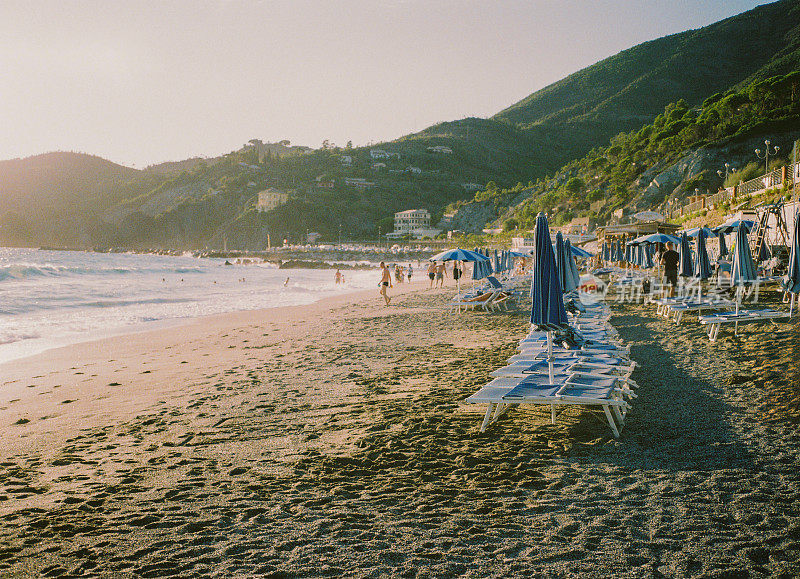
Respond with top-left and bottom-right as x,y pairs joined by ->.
1,0 -> 798,249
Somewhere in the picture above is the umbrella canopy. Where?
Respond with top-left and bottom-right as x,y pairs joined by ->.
786,211 -> 800,294
679,232 -> 693,277
531,213 -> 568,328
565,240 -> 581,288
717,231 -> 729,258
569,244 -> 593,258
429,248 -> 489,263
636,233 -> 681,245
632,210 -> 665,222
684,226 -> 714,239
694,229 -> 712,280
509,250 -> 529,257
731,224 -> 757,286
757,237 -> 772,262
713,219 -> 755,235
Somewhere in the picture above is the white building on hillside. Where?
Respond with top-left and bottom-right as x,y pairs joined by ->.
387,209 -> 442,239
256,188 -> 289,212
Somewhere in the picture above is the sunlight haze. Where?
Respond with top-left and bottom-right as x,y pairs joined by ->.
0,0 -> 767,167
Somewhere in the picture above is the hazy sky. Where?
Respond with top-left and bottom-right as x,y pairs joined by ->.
1,0 -> 768,167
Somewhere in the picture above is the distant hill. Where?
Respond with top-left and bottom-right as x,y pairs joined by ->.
2,0 -> 799,248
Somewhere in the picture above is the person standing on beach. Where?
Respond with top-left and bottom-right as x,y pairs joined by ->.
452,261 -> 462,284
407,263 -> 413,283
335,269 -> 342,284
427,262 -> 436,288
435,262 -> 446,287
379,262 -> 392,305
661,242 -> 680,297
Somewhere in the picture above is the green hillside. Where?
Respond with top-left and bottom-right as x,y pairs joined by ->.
459,72 -> 800,234
495,0 -> 800,162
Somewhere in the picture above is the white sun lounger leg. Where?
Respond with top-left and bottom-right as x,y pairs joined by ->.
612,403 -> 625,426
480,404 -> 494,432
551,404 -> 556,425
603,405 -> 620,438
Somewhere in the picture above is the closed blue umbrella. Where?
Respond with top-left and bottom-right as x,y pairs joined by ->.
616,239 -> 624,262
731,223 -> 757,319
531,213 -> 568,384
695,228 -> 711,281
679,232 -> 693,277
555,232 -> 578,293
757,237 -> 771,262
643,244 -> 655,269
718,231 -> 729,258
786,211 -> 800,315
494,249 -> 501,273
625,242 -> 633,264
602,242 -> 610,262
564,239 -> 581,291
731,224 -> 757,286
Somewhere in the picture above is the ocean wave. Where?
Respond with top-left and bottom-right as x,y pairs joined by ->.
0,330 -> 41,345
0,262 -> 204,281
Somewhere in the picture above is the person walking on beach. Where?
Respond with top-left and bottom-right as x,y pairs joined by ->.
407,263 -> 413,283
427,262 -> 436,288
379,262 -> 392,305
661,242 -> 680,297
334,269 -> 342,284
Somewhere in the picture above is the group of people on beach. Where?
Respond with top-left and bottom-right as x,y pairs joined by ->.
426,261 -> 461,288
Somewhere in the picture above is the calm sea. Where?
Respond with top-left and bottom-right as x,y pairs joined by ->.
0,247 -> 379,364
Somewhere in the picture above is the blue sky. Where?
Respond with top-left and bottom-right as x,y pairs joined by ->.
0,0 -> 769,167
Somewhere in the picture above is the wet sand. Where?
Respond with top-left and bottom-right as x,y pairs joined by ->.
0,282 -> 798,577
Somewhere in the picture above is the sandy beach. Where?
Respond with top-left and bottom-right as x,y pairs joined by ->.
1,281 -> 799,577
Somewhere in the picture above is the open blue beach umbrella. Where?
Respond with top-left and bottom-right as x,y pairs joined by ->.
718,231 -> 729,258
685,227 -> 713,239
428,247 -> 488,295
530,213 -> 568,384
757,237 -> 771,262
429,248 -> 488,263
785,211 -> 800,315
565,240 -> 581,289
694,229 -> 711,281
714,219 -> 755,235
679,232 -> 693,277
642,233 -> 680,245
570,245 -> 592,259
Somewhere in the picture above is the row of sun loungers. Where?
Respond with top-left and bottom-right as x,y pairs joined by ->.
465,297 -> 637,438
